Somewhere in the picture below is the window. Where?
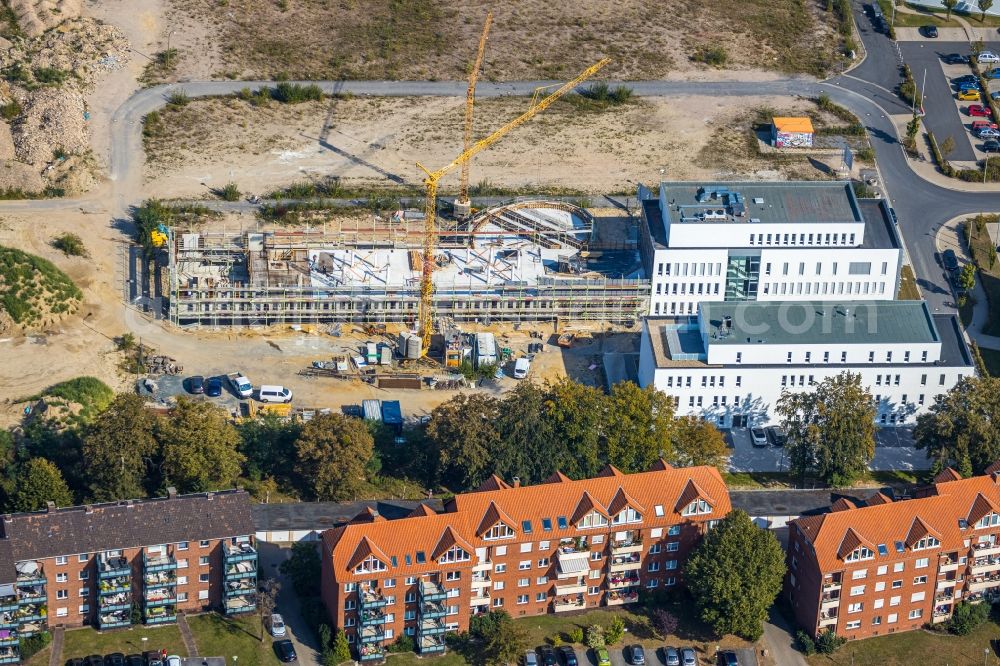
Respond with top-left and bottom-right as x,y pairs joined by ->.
492,598 -> 504,608
404,577 -> 416,585
850,585 -> 865,596
877,565 -> 888,575
666,560 -> 678,570
578,512 -> 609,529
494,564 -> 507,573
846,546 -> 874,562
890,596 -> 901,606
536,576 -> 548,585
55,608 -> 68,618
849,262 -> 871,275
354,555 -> 386,574
536,592 -> 547,602
852,569 -> 867,579
913,575 -> 927,585
668,525 -> 681,536
443,573 -> 457,583
908,609 -> 923,620
557,516 -> 568,529
590,552 -> 602,561
874,598 -> 884,609
682,499 -> 712,516
912,537 -> 939,551
894,562 -> 904,572
891,580 -> 902,589
440,545 -> 470,563
344,583 -> 357,593
517,594 -> 529,605
612,508 -> 643,525
176,592 -> 188,602
845,620 -> 861,630
79,571 -> 89,581
177,541 -> 189,550
198,590 -> 209,600
199,556 -> 209,566
541,518 -> 553,532
848,603 -> 863,614
200,540 -> 210,548
494,546 -> 507,557
78,554 -> 88,563
666,542 -> 679,552
648,562 -> 660,572
56,573 -> 68,583
646,579 -> 659,589
79,604 -> 88,614
483,522 -> 515,540
56,590 -> 68,600
199,573 -> 209,583
79,587 -> 89,597
519,561 -> 531,571
493,581 -> 505,591
521,520 -> 532,534
537,557 -> 550,567
888,613 -> 898,624
55,556 -> 67,565
915,557 -> 929,569
910,591 -> 925,603
517,578 -> 529,588
875,582 -> 885,592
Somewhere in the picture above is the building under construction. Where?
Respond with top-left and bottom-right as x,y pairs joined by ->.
166,201 -> 648,329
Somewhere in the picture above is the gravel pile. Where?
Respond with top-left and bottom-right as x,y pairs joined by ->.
11,87 -> 87,166
11,18 -> 131,87
10,0 -> 83,38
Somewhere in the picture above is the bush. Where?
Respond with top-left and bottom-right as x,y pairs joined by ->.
605,616 -> 625,644
272,82 -> 323,103
652,607 -> 679,637
796,630 -> 816,655
387,634 -> 415,653
949,601 -> 990,635
19,632 -> 51,660
585,624 -> 605,649
218,182 -> 240,201
693,46 -> 728,66
899,64 -> 918,107
549,634 -> 563,647
815,629 -> 846,654
52,232 -> 87,257
568,627 -> 584,643
33,67 -> 67,85
0,99 -> 20,120
167,91 -> 190,107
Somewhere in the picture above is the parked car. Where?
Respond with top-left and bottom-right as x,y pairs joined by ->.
539,646 -> 557,666
258,384 -> 293,403
125,656 -> 143,666
164,657 -> 181,666
987,68 -> 1000,79
959,89 -> 981,101
525,652 -> 539,666
273,641 -> 296,663
665,647 -> 681,666
954,74 -> 979,85
681,648 -> 698,666
718,652 -> 740,666
595,649 -> 611,666
922,24 -> 939,37
86,656 -> 104,666
66,659 -> 85,666
269,613 -> 286,637
943,248 -> 960,272
943,53 -> 968,64
105,654 -> 126,666
977,127 -> 1000,139
993,91 -> 1000,101
972,119 -> 999,131
186,375 -> 205,394
514,357 -> 531,379
979,51 -> 1000,64
558,647 -> 577,666
141,652 -> 162,666
984,139 -> 1000,153
751,427 -> 768,447
625,645 -> 645,665
767,425 -> 787,446
205,376 -> 224,397
958,81 -> 982,93
970,104 -> 993,117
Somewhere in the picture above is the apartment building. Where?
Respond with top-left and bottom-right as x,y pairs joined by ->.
637,181 -> 902,317
0,488 -> 257,663
637,299 -> 973,427
320,464 -> 731,661
786,468 -> 1000,640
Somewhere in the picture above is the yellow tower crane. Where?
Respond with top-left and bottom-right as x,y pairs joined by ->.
416,57 -> 611,354
453,10 -> 493,219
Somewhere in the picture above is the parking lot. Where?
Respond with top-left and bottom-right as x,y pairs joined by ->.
529,645 -> 758,666
900,41 -> 1000,164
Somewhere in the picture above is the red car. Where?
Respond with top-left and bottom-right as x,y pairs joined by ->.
972,119 -> 999,131
969,104 -> 993,117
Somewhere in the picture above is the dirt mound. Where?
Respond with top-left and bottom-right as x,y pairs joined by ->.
0,244 -> 82,333
11,87 -> 87,166
0,159 -> 43,192
18,17 -> 131,87
10,0 -> 83,38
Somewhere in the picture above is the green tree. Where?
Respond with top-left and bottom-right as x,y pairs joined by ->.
238,414 -> 301,485
949,601 -> 990,635
814,629 -> 846,654
470,611 -> 527,666
940,135 -> 956,158
279,542 -> 321,597
685,510 -> 786,641
604,616 -> 625,644
330,629 -> 351,664
156,398 -> 244,493
427,393 -> 501,489
604,382 -> 674,472
777,372 -> 876,485
544,379 -> 606,478
960,263 -> 977,291
670,416 -> 730,469
906,114 -> 921,139
294,413 -> 374,500
82,393 -> 157,501
915,376 -> 1000,476
493,382 -> 557,484
9,458 -> 72,511
973,37 -> 987,57
585,624 -> 605,648
943,0 -> 959,18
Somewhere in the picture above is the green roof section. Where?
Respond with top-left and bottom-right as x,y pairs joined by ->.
662,181 -> 863,225
700,300 -> 939,347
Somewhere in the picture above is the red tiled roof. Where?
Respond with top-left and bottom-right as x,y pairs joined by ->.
431,526 -> 474,561
830,498 -> 856,512
408,504 -> 437,518
475,475 -> 512,492
934,468 -> 962,483
475,501 -> 516,537
596,464 -> 624,478
674,479 -> 715,513
544,471 -> 573,484
904,516 -> 941,547
866,492 -> 893,506
346,536 -> 390,571
986,460 -> 1000,475
649,459 -> 673,471
607,487 -> 645,516
571,491 -> 610,524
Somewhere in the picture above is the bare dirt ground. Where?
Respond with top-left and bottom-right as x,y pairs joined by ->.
142,94 -> 850,197
163,0 -> 842,81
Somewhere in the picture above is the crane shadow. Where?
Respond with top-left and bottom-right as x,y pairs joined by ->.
299,131 -> 410,185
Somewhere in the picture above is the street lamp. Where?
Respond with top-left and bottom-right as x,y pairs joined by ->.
166,29 -> 176,70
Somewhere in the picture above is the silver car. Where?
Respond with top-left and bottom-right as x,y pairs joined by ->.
681,648 -> 697,666
665,647 -> 681,666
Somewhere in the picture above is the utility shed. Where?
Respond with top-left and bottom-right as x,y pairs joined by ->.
771,116 -> 814,148
361,399 -> 381,421
381,400 -> 403,426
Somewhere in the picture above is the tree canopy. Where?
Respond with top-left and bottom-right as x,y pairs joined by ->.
670,416 -> 730,469
10,458 -> 73,511
685,509 -> 786,640
83,393 -> 158,501
294,413 -> 374,501
156,398 -> 244,493
776,372 -> 876,485
915,376 -> 1000,477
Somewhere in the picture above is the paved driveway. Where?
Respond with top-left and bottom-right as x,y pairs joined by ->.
258,542 -> 321,666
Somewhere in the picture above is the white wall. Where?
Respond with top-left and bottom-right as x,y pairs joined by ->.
664,221 -> 865,249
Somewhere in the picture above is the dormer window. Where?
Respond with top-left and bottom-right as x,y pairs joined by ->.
845,546 -> 874,562
578,511 -> 609,529
977,513 -> 1000,529
612,508 -> 643,525
354,554 -> 386,574
483,522 -> 515,540
682,499 -> 712,516
911,536 -> 940,551
439,545 -> 470,563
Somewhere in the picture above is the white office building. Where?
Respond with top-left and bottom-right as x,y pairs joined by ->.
638,181 -> 903,317
637,300 -> 974,428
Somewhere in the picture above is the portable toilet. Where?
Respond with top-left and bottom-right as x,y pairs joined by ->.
365,341 -> 378,365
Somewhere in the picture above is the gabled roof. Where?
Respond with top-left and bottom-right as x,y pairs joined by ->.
934,468 -> 962,483
674,479 -> 715,513
904,516 -> 941,548
648,459 -> 673,471
836,528 -> 875,560
571,491 -> 610,525
431,526 -> 474,561
408,504 -> 437,518
544,471 -> 573,484
986,460 -> 1000,476
475,475 -> 512,492
347,536 -> 389,571
967,493 -> 998,526
866,492 -> 893,506
475,501 -> 516,537
350,507 -> 384,524
830,498 -> 856,512
606,487 -> 645,517
596,464 -> 624,478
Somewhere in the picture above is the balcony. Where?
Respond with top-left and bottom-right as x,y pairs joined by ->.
0,647 -> 18,665
143,552 -> 177,573
360,588 -> 388,610
224,541 -> 257,563
14,562 -> 43,585
225,560 -> 257,581
419,617 -> 446,636
0,614 -> 17,630
821,576 -> 842,593
100,576 -> 131,595
99,592 -> 131,612
818,612 -> 837,628
99,555 -> 131,579
15,604 -> 45,623
973,542 -> 1000,557
144,588 -> 176,608
145,572 -> 176,589
419,580 -> 447,603
937,578 -> 958,591
418,634 -> 446,654
0,593 -> 16,615
359,625 -> 385,645
607,573 -> 639,590
469,592 -> 491,607
938,558 -> 959,574
224,596 -> 256,615
553,594 -> 586,612
360,607 -> 385,626
99,611 -> 131,630
226,579 -> 256,598
17,585 -> 45,605
471,573 -> 491,589
971,557 -> 1000,574
967,574 -> 1000,593
605,590 -> 639,606
555,579 -> 587,596
472,559 -> 492,572
18,621 -> 43,638
144,605 -> 177,624
0,630 -> 16,647
610,532 -> 643,556
608,553 -> 641,573
358,644 -> 384,662
420,601 -> 446,619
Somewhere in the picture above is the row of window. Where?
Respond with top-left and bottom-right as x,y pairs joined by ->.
847,576 -> 929,597
846,593 -> 926,613
762,281 -> 887,297
843,609 -> 922,630
47,541 -> 214,567
50,572 -> 211,589
47,564 -> 212,583
766,260 -> 881,277
749,233 -> 858,248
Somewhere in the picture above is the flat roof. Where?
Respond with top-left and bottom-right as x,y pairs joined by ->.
701,300 -> 939,347
661,181 -> 862,225
857,199 -> 900,250
934,314 -> 974,368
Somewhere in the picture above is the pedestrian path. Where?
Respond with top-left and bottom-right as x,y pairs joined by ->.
178,614 -> 199,657
47,627 -> 64,666
935,216 -> 1000,350
763,609 -> 808,666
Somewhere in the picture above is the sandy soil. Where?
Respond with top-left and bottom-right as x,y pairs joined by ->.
143,95 -> 843,197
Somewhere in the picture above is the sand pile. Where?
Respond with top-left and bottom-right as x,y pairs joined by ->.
9,0 -> 83,38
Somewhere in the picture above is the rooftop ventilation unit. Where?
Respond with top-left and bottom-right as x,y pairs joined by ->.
753,197 -> 765,204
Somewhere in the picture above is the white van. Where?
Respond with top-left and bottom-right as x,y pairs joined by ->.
513,357 -> 530,379
258,385 -> 293,403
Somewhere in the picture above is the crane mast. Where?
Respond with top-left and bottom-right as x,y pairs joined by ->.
454,11 -> 493,219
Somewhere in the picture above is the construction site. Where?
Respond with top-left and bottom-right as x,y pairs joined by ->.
166,200 -> 648,331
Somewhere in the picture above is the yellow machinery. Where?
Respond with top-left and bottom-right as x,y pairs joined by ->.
454,11 -> 493,219
416,58 -> 611,354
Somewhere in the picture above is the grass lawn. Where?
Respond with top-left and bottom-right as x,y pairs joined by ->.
185,614 -> 281,666
386,652 -> 468,666
806,619 -> 1000,665
963,215 -> 1000,336
48,624 -> 187,664
878,0 -> 962,26
897,264 -> 921,300
723,470 -> 919,489
979,346 -> 1000,376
